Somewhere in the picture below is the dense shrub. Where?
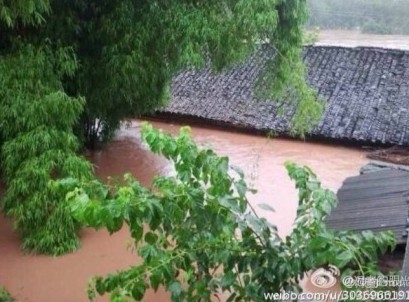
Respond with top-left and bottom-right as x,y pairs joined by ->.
0,45 -> 93,254
60,124 -> 395,301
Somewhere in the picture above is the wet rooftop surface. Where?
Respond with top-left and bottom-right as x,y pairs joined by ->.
160,44 -> 409,145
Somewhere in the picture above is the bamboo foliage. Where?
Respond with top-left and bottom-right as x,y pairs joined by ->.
0,45 -> 93,254
1,0 -> 319,254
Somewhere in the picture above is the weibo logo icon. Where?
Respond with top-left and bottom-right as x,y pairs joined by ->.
310,265 -> 340,289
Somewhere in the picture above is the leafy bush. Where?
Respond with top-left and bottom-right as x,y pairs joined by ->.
59,124 -> 395,301
302,27 -> 320,45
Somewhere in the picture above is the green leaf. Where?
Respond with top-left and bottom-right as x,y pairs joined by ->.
150,273 -> 162,291
139,245 -> 158,262
131,225 -> 144,242
94,277 -> 106,296
107,217 -> 123,234
168,281 -> 182,297
131,282 -> 146,301
335,250 -> 355,268
221,271 -> 236,289
144,232 -> 158,245
257,203 -> 275,212
235,179 -> 247,197
231,165 -> 244,178
219,196 -> 240,213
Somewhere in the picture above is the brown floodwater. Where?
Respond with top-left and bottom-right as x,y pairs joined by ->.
0,120 -> 368,302
317,29 -> 409,50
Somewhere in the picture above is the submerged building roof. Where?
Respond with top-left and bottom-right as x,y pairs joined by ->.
160,45 -> 409,145
326,168 -> 409,244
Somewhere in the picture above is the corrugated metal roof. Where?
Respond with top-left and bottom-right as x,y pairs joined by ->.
326,169 -> 409,244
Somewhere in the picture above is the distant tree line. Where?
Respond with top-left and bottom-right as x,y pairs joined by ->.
307,0 -> 409,35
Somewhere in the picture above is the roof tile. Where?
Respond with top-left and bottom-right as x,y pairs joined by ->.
161,46 -> 409,145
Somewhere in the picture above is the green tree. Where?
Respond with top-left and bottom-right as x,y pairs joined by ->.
0,0 -> 320,254
0,45 -> 93,254
62,124 -> 395,301
1,0 -> 320,147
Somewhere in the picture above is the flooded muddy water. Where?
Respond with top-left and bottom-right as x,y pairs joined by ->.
317,30 -> 409,50
0,120 -> 368,302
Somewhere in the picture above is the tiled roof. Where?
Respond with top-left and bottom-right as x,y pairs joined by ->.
160,45 -> 409,145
